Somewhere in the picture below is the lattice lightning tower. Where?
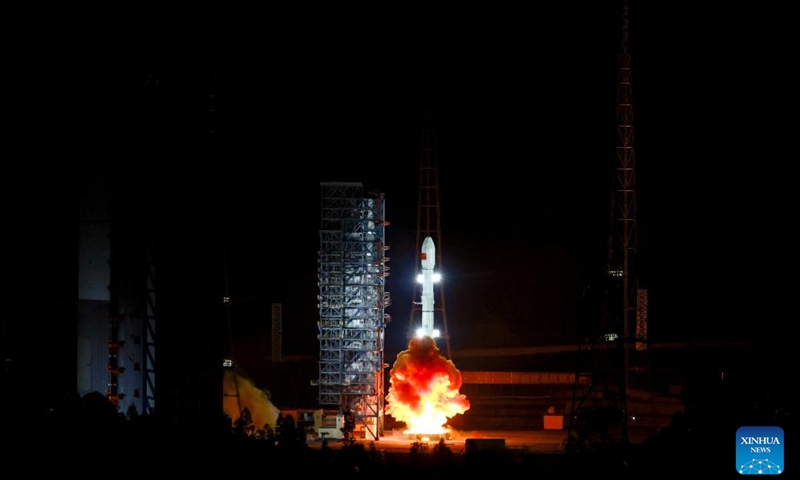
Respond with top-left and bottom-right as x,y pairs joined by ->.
407,111 -> 451,359
567,0 -> 646,454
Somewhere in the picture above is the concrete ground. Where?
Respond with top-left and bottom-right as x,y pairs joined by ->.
307,425 -> 661,455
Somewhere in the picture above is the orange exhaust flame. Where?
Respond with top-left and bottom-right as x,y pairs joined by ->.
385,336 -> 470,435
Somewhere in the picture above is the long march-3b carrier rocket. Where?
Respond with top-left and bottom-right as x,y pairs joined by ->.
417,236 -> 440,338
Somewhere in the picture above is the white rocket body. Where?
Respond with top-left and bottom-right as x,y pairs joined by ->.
420,236 -> 436,336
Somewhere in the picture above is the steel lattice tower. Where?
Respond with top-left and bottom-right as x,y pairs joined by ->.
407,110 -> 451,359
606,0 -> 648,393
567,0 -> 645,454
315,182 -> 390,440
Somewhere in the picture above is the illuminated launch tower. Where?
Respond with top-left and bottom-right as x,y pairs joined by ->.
408,111 -> 451,358
568,0 -> 646,454
316,182 -> 390,440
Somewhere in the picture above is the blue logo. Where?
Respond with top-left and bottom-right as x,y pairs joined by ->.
736,426 -> 784,475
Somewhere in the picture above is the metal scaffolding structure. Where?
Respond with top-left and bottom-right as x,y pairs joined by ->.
144,240 -> 157,415
316,182 -> 390,440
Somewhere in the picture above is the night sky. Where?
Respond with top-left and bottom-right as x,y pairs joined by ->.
5,3 -> 789,394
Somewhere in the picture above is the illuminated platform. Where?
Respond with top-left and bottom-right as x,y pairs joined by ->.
404,431 -> 451,443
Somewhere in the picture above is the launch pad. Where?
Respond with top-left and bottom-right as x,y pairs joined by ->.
404,431 -> 451,443
307,428 -> 571,455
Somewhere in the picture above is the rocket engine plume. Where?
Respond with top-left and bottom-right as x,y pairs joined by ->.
385,335 -> 470,435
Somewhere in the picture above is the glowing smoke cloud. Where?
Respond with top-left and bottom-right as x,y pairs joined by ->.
222,369 -> 280,431
385,336 -> 470,434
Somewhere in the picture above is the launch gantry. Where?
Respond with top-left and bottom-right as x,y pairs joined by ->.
315,182 -> 390,441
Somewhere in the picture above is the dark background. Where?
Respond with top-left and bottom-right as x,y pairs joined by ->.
4,3 -> 790,404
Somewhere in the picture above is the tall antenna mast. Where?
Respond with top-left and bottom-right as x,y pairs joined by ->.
606,0 -> 646,393
567,0 -> 644,454
408,109 -> 451,358
207,46 -> 243,422
222,246 -> 243,419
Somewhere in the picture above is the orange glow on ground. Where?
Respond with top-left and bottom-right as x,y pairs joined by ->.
385,336 -> 470,435
222,369 -> 280,431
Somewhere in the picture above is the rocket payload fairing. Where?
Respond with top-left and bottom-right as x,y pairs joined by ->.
419,236 -> 437,337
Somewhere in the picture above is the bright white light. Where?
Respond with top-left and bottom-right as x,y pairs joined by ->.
415,328 -> 440,338
417,272 -> 442,283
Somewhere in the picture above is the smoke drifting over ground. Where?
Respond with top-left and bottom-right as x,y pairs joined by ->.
385,336 -> 470,433
222,369 -> 280,431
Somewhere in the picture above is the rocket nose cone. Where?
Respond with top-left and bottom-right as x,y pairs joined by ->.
421,236 -> 436,269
